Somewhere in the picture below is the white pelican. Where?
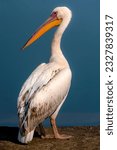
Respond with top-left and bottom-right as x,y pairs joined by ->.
17,6 -> 72,143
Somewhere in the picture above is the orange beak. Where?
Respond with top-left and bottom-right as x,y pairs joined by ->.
22,14 -> 62,49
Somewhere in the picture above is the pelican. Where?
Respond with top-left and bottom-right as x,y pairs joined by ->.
17,6 -> 72,143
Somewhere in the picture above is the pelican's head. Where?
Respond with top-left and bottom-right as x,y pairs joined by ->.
22,6 -> 72,49
52,7 -> 72,22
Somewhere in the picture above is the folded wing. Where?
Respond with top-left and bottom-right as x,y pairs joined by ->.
17,62 -> 70,135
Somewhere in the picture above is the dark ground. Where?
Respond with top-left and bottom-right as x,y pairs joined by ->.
0,126 -> 100,150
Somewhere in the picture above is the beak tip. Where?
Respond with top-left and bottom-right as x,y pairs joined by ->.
21,44 -> 27,50
22,47 -> 25,50
21,46 -> 25,51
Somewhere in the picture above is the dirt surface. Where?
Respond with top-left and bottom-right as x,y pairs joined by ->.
0,126 -> 99,150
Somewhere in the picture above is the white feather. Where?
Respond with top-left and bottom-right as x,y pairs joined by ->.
18,129 -> 34,144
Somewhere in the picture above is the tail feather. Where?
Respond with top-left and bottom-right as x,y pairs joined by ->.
18,130 -> 34,144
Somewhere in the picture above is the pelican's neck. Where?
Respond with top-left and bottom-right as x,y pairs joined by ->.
51,18 -> 71,57
51,29 -> 62,56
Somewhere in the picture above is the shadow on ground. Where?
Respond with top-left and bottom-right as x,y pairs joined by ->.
0,126 -> 19,143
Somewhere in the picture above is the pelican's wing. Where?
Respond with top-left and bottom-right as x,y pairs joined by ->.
18,63 -> 46,100
17,62 -> 61,132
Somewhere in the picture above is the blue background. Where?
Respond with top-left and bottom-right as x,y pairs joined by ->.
0,0 -> 100,126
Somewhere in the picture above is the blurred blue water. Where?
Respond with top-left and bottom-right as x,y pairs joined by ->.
0,113 -> 99,127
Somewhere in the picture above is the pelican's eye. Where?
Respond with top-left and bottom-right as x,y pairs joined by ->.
51,11 -> 57,17
53,12 -> 57,15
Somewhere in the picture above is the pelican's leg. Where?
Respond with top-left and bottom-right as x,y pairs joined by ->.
36,123 -> 54,139
50,116 -> 72,139
37,123 -> 45,136
50,100 -> 73,139
35,123 -> 46,137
